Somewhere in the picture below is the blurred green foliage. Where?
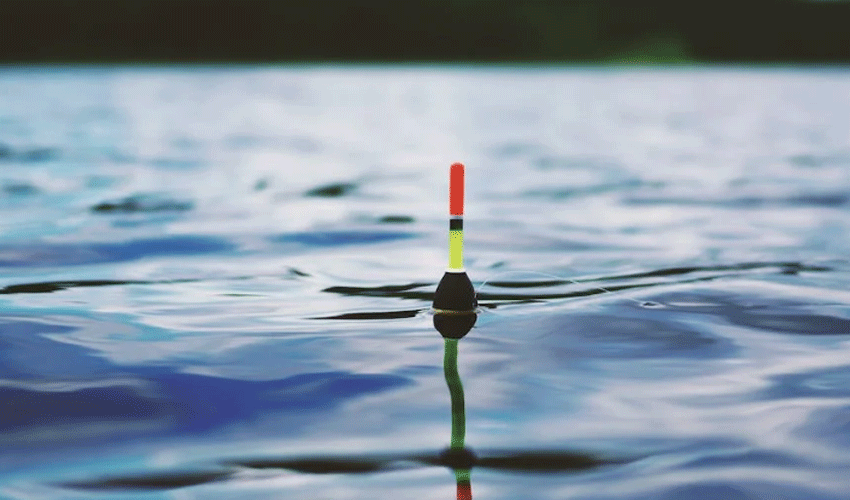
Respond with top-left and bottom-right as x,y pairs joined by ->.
1,0 -> 848,63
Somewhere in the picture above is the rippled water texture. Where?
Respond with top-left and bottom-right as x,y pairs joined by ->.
2,67 -> 850,499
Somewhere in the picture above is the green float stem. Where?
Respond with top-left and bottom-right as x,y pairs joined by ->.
444,338 -> 465,449
455,468 -> 471,483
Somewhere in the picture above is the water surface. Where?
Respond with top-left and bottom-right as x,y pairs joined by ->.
1,66 -> 850,499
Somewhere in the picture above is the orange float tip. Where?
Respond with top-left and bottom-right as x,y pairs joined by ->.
450,163 -> 464,216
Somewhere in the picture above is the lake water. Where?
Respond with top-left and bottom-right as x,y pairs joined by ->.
1,66 -> 850,499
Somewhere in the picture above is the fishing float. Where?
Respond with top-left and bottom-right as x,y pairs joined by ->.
430,163 -> 478,499
433,163 -> 477,340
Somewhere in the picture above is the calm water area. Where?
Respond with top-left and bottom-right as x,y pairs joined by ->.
1,66 -> 850,499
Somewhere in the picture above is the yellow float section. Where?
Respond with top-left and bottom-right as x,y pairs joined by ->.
449,229 -> 464,270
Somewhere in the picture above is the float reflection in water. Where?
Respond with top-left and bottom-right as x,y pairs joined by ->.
436,314 -> 477,500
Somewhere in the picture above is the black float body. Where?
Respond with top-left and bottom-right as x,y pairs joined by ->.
433,271 -> 476,311
433,271 -> 477,339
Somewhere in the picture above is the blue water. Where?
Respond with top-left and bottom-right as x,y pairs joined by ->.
2,66 -> 850,499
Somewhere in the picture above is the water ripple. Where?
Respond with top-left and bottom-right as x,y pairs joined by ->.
91,194 -> 193,214
60,470 -> 233,491
0,235 -> 233,268
274,230 -> 415,247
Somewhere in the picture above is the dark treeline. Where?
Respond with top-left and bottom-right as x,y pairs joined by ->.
1,0 -> 848,64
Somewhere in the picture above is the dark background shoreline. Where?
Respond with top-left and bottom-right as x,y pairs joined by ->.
2,0 -> 849,64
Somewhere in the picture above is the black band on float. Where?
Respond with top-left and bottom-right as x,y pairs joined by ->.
449,218 -> 463,230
